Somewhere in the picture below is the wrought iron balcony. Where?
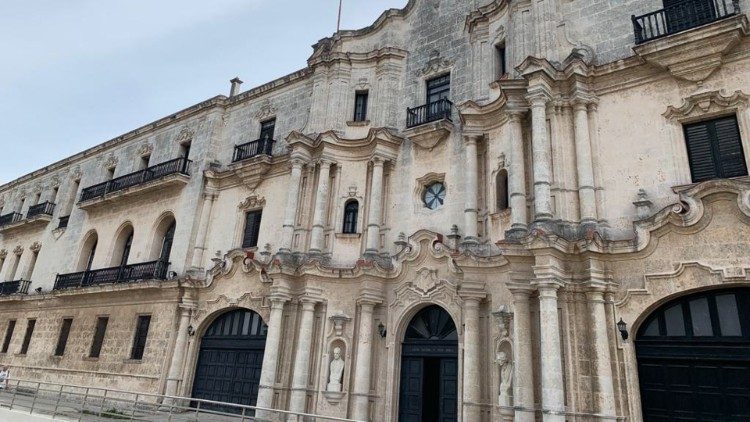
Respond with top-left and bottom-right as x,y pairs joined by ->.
0,212 -> 23,227
79,157 -> 191,203
53,260 -> 170,291
406,99 -> 453,128
0,280 -> 31,296
26,201 -> 56,219
57,215 -> 70,229
233,138 -> 275,163
632,0 -> 740,44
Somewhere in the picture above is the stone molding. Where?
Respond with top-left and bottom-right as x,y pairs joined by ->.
663,90 -> 748,122
254,99 -> 277,121
136,143 -> 154,157
238,194 -> 266,211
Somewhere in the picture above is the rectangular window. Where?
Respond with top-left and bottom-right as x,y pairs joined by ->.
7,253 -> 21,281
496,45 -> 507,76
55,318 -> 73,356
242,210 -> 263,249
19,319 -> 36,354
684,115 -> 747,182
139,154 -> 151,170
426,74 -> 451,104
259,119 -> 276,141
353,91 -> 369,122
130,315 -> 151,360
50,187 -> 59,204
106,167 -> 115,181
24,250 -> 39,281
179,142 -> 191,159
1,320 -> 16,353
89,316 -> 109,358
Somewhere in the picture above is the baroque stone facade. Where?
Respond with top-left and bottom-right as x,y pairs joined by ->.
1,0 -> 750,421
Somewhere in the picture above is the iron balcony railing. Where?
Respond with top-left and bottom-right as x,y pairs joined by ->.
79,157 -> 192,202
0,212 -> 23,227
233,137 -> 275,162
57,215 -> 70,229
53,260 -> 170,291
406,98 -> 453,128
26,201 -> 56,219
0,280 -> 31,296
632,0 -> 740,44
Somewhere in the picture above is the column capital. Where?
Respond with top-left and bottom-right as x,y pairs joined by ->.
268,293 -> 291,308
525,90 -> 552,107
532,279 -> 564,294
357,288 -> 384,307
368,155 -> 389,167
314,158 -> 336,168
289,157 -> 308,169
462,133 -> 484,144
299,298 -> 319,311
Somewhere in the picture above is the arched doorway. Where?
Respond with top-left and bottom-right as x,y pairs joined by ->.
398,305 -> 458,422
636,288 -> 750,420
192,309 -> 267,409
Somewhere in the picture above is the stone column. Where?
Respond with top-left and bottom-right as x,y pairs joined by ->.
164,304 -> 193,400
463,136 -> 480,243
309,160 -> 333,254
365,158 -> 385,255
511,289 -> 535,422
280,159 -> 305,253
190,190 -> 217,269
351,301 -> 376,421
528,94 -> 553,221
573,102 -> 597,223
586,290 -> 616,417
462,298 -> 482,421
537,283 -> 565,421
289,299 -> 318,415
508,112 -> 528,232
257,297 -> 289,411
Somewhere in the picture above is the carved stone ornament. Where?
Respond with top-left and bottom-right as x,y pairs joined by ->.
413,268 -> 441,294
238,193 -> 266,211
49,175 -> 61,188
33,183 -> 43,193
355,78 -> 369,91
0,249 -> 6,260
663,90 -> 748,122
13,245 -> 23,256
29,242 -> 42,253
103,154 -> 118,170
255,99 -> 277,121
70,166 -> 83,181
328,314 -> 351,338
416,50 -> 453,77
136,143 -> 154,157
176,127 -> 194,144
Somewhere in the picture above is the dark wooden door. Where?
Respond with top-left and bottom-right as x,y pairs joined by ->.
192,309 -> 267,411
399,357 -> 424,422
636,288 -> 750,421
439,358 -> 458,422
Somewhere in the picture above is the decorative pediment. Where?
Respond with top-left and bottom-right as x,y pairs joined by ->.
136,143 -> 154,157
255,99 -> 277,121
416,50 -> 453,77
663,90 -> 748,121
633,15 -> 749,82
192,292 -> 268,327
176,127 -> 194,144
238,194 -> 266,211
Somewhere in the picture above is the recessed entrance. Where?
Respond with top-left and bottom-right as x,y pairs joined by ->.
635,288 -> 750,421
398,305 -> 458,422
192,309 -> 267,411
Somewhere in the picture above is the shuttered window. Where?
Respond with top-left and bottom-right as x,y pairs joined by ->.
242,210 -> 263,249
684,116 -> 747,183
55,318 -> 73,356
1,320 -> 16,353
90,317 -> 109,358
130,315 -> 151,360
20,319 -> 36,354
343,201 -> 359,234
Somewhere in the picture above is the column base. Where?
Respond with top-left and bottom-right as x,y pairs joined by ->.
504,226 -> 528,241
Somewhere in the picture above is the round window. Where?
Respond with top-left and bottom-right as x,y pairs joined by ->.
423,182 -> 446,210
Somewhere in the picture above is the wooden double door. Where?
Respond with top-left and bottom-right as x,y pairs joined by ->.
398,305 -> 459,422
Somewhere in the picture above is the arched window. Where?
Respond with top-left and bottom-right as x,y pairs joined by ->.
110,225 -> 134,267
495,169 -> 509,211
342,200 -> 359,234
159,222 -> 176,263
76,231 -> 98,272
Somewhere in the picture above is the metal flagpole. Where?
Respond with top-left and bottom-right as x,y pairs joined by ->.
337,0 -> 343,31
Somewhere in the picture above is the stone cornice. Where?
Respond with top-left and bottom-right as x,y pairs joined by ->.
465,0 -> 509,34
287,128 -> 404,162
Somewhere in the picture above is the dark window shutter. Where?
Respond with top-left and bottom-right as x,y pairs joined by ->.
714,117 -> 748,178
2,320 -> 16,353
684,116 -> 747,183
90,317 -> 109,358
130,315 -> 151,360
242,210 -> 263,248
20,319 -> 36,354
55,319 -> 73,356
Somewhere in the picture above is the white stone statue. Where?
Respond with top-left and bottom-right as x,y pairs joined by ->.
497,351 -> 513,406
326,347 -> 345,392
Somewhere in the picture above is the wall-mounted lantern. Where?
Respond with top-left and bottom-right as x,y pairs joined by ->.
378,322 -> 387,338
187,325 -> 195,337
617,318 -> 629,341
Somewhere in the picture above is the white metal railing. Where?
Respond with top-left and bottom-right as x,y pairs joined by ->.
0,379 -> 363,422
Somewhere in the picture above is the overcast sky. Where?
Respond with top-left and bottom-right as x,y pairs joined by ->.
0,0 -> 407,183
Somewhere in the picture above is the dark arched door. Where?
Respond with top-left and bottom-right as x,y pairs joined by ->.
399,305 -> 458,422
636,288 -> 750,421
192,309 -> 267,409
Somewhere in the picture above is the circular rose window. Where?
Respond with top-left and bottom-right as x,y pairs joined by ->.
423,182 -> 446,210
